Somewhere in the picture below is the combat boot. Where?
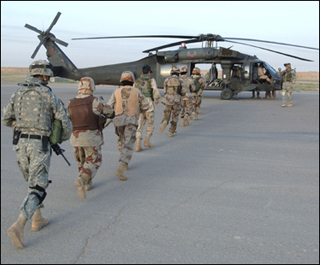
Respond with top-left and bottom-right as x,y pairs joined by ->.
85,179 -> 92,191
116,161 -> 127,181
160,120 -> 167,132
74,177 -> 86,199
193,112 -> 199,120
282,103 -> 287,107
185,115 -> 190,126
144,135 -> 154,147
272,91 -> 277,99
31,208 -> 49,231
180,117 -> 185,127
7,213 -> 28,249
136,138 -> 142,152
287,103 -> 293,107
189,114 -> 193,120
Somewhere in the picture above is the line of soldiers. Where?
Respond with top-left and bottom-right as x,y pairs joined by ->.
2,60 -> 207,249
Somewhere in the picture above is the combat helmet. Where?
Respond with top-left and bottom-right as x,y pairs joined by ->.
120,71 -> 135,83
170,66 -> 180,75
180,66 -> 188,74
192,67 -> 201,75
29,60 -> 53,77
78,77 -> 96,92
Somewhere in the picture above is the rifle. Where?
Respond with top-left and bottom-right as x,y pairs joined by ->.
51,143 -> 71,166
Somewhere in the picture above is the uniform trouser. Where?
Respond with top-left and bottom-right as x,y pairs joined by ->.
180,99 -> 193,118
115,124 -> 137,165
162,103 -> 181,132
192,94 -> 202,113
136,111 -> 155,140
73,146 -> 102,180
282,82 -> 293,104
15,138 -> 51,220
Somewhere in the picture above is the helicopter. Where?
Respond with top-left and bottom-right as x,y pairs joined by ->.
25,12 -> 319,100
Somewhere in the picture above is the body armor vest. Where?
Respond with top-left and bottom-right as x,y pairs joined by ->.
135,75 -> 153,100
14,84 -> 53,134
69,96 -> 100,131
193,76 -> 202,92
166,76 -> 182,95
115,87 -> 139,117
282,69 -> 295,82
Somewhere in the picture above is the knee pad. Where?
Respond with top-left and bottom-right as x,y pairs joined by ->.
29,185 -> 47,206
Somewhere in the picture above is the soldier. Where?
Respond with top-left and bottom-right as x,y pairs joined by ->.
2,60 -> 72,249
191,67 -> 206,119
68,77 -> 115,199
108,71 -> 149,181
133,65 -> 160,151
278,63 -> 296,107
179,66 -> 195,127
160,66 -> 187,137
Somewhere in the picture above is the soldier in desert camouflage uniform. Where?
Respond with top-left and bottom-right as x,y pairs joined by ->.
191,67 -> 207,120
133,65 -> 160,151
160,66 -> 187,137
179,66 -> 195,127
108,71 -> 149,181
2,60 -> 72,249
278,63 -> 296,107
68,77 -> 115,199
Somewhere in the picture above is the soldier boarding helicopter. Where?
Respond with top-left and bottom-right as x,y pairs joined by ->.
25,12 -> 319,100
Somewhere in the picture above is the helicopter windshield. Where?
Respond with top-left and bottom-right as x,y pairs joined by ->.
263,62 -> 277,76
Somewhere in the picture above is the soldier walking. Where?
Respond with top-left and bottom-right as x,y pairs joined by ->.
179,66 -> 195,127
133,65 -> 160,151
278,63 -> 296,107
191,67 -> 206,119
68,77 -> 115,199
2,60 -> 72,248
160,66 -> 187,137
108,71 -> 149,181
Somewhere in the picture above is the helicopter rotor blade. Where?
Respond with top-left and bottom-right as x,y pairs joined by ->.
224,37 -> 319,51
46,12 -> 61,33
25,24 -> 42,34
143,39 -> 202,53
31,39 -> 45,59
72,35 -> 198,40
226,40 -> 314,62
51,36 -> 68,47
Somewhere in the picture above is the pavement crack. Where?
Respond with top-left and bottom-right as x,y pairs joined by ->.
75,205 -> 127,264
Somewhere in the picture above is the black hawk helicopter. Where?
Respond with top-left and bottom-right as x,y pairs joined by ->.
25,12 -> 319,100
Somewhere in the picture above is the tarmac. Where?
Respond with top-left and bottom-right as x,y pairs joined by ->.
1,83 -> 319,264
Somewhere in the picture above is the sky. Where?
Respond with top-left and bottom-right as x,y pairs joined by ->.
1,1 -> 319,72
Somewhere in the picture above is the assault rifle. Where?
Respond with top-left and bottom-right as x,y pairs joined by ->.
51,143 -> 71,166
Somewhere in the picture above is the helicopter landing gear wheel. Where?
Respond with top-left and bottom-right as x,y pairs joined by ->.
220,88 -> 234,100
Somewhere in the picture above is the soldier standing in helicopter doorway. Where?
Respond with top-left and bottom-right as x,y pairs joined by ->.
2,60 -> 72,249
133,65 -> 160,151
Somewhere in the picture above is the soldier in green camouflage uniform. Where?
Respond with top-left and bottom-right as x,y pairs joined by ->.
133,65 -> 160,151
2,60 -> 72,249
278,63 -> 296,107
191,67 -> 207,119
179,66 -> 195,127
68,77 -> 115,199
108,71 -> 149,181
160,66 -> 187,137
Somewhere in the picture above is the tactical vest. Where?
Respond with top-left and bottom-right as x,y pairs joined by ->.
135,75 -> 153,100
68,96 -> 100,131
114,87 -> 139,117
166,76 -> 182,95
193,76 -> 202,92
14,84 -> 53,133
283,69 -> 296,82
